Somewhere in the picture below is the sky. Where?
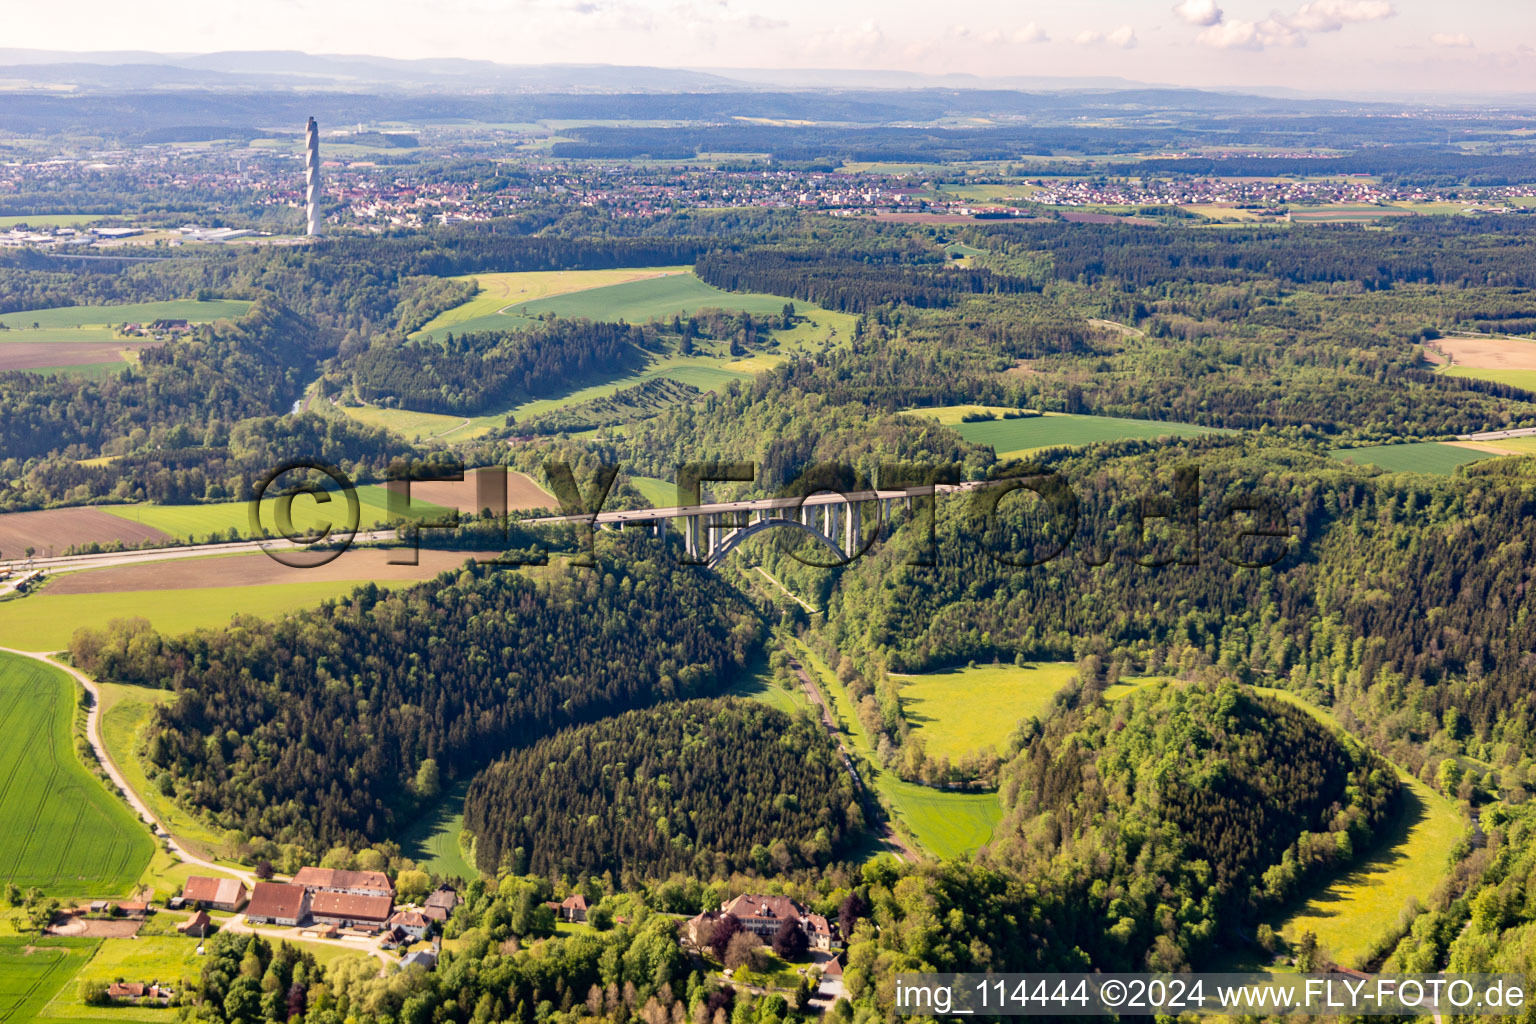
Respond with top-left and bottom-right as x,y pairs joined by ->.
7,0 -> 1536,94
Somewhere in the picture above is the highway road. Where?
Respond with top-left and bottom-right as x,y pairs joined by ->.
1,480 -> 1006,577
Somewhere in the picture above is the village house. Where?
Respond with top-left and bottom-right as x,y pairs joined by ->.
244,882 -> 308,926
308,891 -> 393,931
557,894 -> 589,923
686,894 -> 836,952
293,867 -> 395,899
424,887 -> 458,913
388,909 -> 431,939
181,876 -> 249,912
178,910 -> 213,938
106,982 -> 171,1004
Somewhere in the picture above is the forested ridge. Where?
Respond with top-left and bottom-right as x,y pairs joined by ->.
464,699 -> 859,881
72,534 -> 761,851
985,681 -> 1397,970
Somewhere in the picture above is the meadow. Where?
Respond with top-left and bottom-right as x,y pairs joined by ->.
100,484 -> 452,543
412,267 -> 690,337
795,643 -> 1001,859
1440,366 -> 1536,391
0,936 -> 98,1024
0,652 -> 153,896
0,299 -> 251,330
96,681 -> 232,865
1331,442 -> 1496,475
0,580 -> 403,651
916,407 -> 1226,457
397,781 -> 479,882
1251,687 -> 1463,968
895,661 -> 1079,763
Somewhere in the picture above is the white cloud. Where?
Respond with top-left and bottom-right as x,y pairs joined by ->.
1431,31 -> 1473,47
1173,0 -> 1223,27
1197,16 -> 1301,48
1288,0 -> 1395,33
1012,22 -> 1048,44
1076,25 -> 1137,48
1190,0 -> 1390,49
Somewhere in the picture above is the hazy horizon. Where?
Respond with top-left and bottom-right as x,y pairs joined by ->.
3,0 -> 1534,96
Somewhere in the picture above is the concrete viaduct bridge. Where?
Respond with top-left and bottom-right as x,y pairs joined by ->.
527,480 -> 999,567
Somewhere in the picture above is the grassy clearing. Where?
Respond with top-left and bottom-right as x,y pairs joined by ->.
0,580 -> 405,651
795,643 -> 1001,859
1250,687 -> 1463,968
626,475 -> 678,508
100,484 -> 450,542
416,269 -> 811,337
0,300 -> 251,330
1331,442 -> 1497,475
0,936 -> 99,1024
414,267 -> 691,337
22,362 -> 126,379
0,652 -> 153,896
397,781 -> 480,883
95,682 -> 231,866
895,662 -> 1078,763
912,407 -> 1226,457
1459,435 -> 1536,456
719,655 -> 808,718
1440,365 -> 1536,391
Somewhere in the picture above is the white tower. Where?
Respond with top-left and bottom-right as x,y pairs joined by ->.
305,117 -> 322,237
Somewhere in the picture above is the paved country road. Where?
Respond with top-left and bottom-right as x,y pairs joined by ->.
0,644 -> 255,885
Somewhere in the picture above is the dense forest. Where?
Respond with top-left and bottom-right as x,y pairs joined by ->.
984,681 -> 1398,970
71,534 -> 762,851
464,699 -> 859,881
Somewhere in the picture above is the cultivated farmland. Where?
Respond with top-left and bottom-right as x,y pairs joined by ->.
0,651 -> 153,896
0,299 -> 251,330
0,506 -> 172,559
1331,442 -> 1497,474
918,407 -> 1226,457
0,937 -> 97,1024
413,266 -> 691,337
0,580 -> 409,651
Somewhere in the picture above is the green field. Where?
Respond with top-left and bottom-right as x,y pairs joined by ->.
0,937 -> 99,1024
398,781 -> 480,882
23,362 -> 126,379
416,270 -> 819,338
0,300 -> 251,330
0,327 -> 119,345
1440,365 -> 1536,391
102,484 -> 451,542
96,682 -> 229,865
896,662 -> 1078,763
627,475 -> 678,508
916,407 -> 1226,457
796,643 -> 1001,859
1250,687 -> 1463,968
414,267 -> 692,337
1331,442 -> 1496,475
0,580 -> 402,651
0,652 -> 153,896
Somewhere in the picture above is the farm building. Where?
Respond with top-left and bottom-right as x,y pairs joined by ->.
178,910 -> 213,938
245,882 -> 308,926
293,867 -> 394,898
424,887 -> 458,912
388,910 -> 431,939
688,894 -> 836,952
309,891 -> 393,930
557,894 -> 589,922
182,875 -> 249,912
